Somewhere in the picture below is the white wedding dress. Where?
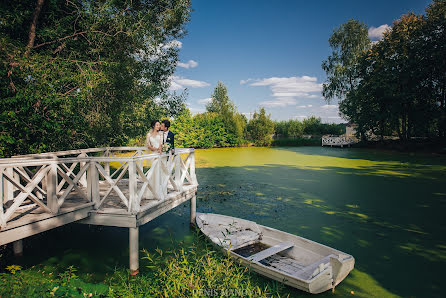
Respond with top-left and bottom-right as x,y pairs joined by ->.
146,132 -> 162,199
147,133 -> 162,153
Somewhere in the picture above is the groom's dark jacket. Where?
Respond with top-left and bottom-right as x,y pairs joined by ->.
164,130 -> 175,149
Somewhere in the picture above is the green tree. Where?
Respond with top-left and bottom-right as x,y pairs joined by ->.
205,82 -> 245,145
339,13 -> 435,141
170,108 -> 201,148
322,19 -> 371,102
247,108 -> 275,146
423,0 -> 446,138
0,0 -> 191,157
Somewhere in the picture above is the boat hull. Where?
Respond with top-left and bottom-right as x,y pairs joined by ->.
196,212 -> 354,294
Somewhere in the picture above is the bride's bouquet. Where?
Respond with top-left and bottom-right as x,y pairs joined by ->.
162,143 -> 172,153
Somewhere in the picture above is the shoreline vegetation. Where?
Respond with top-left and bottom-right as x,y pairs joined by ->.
0,231 -> 290,297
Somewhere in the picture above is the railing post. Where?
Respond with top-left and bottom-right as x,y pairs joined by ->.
4,168 -> 14,202
79,153 -> 88,188
161,155 -> 168,198
157,156 -> 164,200
0,167 -> 5,228
104,150 -> 110,176
152,157 -> 161,200
46,162 -> 59,214
129,160 -> 139,213
87,161 -> 100,208
137,150 -> 143,181
175,153 -> 182,192
190,151 -> 197,185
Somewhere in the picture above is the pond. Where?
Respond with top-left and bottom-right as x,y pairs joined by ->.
4,146 -> 446,297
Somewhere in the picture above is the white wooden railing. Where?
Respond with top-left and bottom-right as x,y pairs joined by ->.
0,147 -> 197,228
321,136 -> 358,147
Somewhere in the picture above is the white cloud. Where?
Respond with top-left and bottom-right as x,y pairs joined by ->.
178,60 -> 198,69
368,24 -> 390,40
260,97 -> 298,107
169,81 -> 183,91
162,40 -> 182,49
295,115 -> 308,119
169,76 -> 210,91
189,107 -> 205,115
321,104 -> 338,109
133,40 -> 183,62
240,79 -> 254,85
197,97 -> 212,105
246,76 -> 322,107
291,103 -> 345,123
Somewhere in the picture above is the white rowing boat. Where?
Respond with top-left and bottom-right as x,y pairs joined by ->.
196,213 -> 354,294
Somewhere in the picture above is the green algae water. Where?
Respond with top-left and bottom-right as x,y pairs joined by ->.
4,147 -> 446,297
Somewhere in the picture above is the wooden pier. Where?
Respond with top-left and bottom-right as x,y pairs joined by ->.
321,136 -> 358,147
0,147 -> 198,274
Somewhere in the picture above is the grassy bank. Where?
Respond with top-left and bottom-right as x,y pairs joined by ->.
0,231 -> 288,297
355,138 -> 446,154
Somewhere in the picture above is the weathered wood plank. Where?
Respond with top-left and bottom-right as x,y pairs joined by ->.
0,204 -> 93,245
248,242 -> 294,262
78,212 -> 137,228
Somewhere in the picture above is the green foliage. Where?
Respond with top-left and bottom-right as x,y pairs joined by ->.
0,0 -> 191,157
322,19 -> 371,101
246,108 -> 275,146
331,1 -> 446,141
273,117 -> 345,146
206,82 -> 246,145
0,234 -> 288,297
0,265 -> 108,297
107,232 -> 279,297
172,82 -> 247,148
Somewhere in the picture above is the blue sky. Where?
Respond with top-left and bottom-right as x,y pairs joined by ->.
170,0 -> 431,123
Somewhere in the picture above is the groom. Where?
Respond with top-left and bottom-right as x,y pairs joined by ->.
161,120 -> 175,153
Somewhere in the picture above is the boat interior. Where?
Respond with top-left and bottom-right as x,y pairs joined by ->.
197,213 -> 352,281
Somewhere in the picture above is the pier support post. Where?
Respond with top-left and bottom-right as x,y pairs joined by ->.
129,227 -> 139,275
13,240 -> 23,257
190,195 -> 196,227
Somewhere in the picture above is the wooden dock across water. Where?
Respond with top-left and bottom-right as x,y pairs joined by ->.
0,147 -> 198,274
321,136 -> 358,147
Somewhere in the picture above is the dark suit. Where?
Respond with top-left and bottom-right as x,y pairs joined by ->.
164,130 -> 175,150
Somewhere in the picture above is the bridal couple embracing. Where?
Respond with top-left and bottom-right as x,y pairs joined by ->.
145,120 -> 175,154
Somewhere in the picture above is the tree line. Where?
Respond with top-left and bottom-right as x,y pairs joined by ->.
322,0 -> 446,141
169,82 -> 345,148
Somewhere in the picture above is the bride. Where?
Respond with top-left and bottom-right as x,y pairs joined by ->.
145,120 -> 162,154
145,120 -> 163,199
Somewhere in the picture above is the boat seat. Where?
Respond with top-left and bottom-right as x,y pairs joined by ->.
248,241 -> 294,262
294,254 -> 337,280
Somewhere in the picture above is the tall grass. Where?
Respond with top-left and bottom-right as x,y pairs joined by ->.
0,231 -> 291,297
